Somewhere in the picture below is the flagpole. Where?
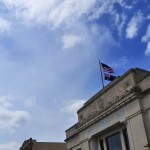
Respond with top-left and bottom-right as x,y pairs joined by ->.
99,60 -> 104,88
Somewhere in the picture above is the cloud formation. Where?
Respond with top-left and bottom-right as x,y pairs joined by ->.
142,24 -> 150,56
126,12 -> 143,39
1,0 -> 95,27
142,24 -> 150,42
145,42 -> 150,56
62,100 -> 86,114
0,142 -> 19,150
62,34 -> 83,49
0,96 -> 30,133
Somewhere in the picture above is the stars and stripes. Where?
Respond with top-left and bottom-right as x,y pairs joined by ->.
99,62 -> 116,82
101,63 -> 115,74
99,60 -> 117,87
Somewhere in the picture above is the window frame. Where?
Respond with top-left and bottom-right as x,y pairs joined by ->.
106,132 -> 122,150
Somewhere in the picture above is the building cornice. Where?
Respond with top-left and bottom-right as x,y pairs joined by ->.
77,68 -> 136,113
77,87 -> 141,131
65,86 -> 141,141
77,68 -> 150,114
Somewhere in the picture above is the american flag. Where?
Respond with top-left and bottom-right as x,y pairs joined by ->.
101,63 -> 115,74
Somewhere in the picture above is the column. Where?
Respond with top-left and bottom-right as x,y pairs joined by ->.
126,113 -> 148,150
89,138 -> 98,150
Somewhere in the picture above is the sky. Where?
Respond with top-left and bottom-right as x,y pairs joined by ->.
0,0 -> 149,149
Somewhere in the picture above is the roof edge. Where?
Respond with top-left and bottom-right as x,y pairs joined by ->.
77,68 -> 135,113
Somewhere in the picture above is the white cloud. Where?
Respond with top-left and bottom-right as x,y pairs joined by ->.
0,96 -> 13,108
2,0 -> 96,27
0,18 -> 11,32
0,142 -> 19,150
88,0 -> 132,36
62,34 -> 83,49
126,12 -> 143,39
89,0 -> 132,19
62,100 -> 86,114
0,96 -> 30,133
114,13 -> 127,36
60,100 -> 86,124
48,0 -> 96,27
147,15 -> 150,20
145,42 -> 150,56
142,24 -> 150,42
89,0 -> 119,20
1,0 -> 132,29
141,24 -> 150,56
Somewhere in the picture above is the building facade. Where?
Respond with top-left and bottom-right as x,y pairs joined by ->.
20,138 -> 67,150
65,68 -> 150,150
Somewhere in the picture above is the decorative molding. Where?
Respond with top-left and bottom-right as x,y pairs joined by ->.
97,98 -> 104,110
78,87 -> 141,131
123,79 -> 132,90
66,86 -> 142,141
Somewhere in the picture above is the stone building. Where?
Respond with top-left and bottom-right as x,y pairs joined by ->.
20,138 -> 67,150
65,68 -> 150,150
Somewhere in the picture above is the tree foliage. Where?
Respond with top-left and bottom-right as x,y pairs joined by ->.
145,143 -> 150,150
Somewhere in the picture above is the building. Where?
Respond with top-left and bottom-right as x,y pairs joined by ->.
20,138 -> 67,150
65,68 -> 150,150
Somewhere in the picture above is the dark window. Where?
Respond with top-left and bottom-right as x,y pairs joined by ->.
123,128 -> 130,150
106,132 -> 122,150
99,140 -> 104,150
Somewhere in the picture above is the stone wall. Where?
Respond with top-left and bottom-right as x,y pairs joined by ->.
77,72 -> 136,125
65,68 -> 150,150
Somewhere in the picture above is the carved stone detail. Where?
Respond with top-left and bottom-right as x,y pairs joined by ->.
97,98 -> 104,110
123,79 -> 132,90
78,85 -> 141,126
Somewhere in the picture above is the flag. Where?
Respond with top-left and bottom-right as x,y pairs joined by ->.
101,63 -> 114,74
104,73 -> 116,81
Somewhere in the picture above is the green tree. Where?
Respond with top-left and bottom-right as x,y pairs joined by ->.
145,143 -> 150,150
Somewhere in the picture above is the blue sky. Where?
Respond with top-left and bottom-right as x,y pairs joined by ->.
0,0 -> 149,149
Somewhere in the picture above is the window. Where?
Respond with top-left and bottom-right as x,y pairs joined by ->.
99,140 -> 104,150
106,132 -> 122,150
123,129 -> 130,150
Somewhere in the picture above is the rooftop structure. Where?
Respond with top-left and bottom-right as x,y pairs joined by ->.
20,138 -> 67,150
65,68 -> 150,150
